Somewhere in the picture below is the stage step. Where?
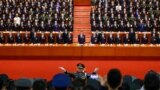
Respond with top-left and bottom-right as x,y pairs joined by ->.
74,17 -> 90,24
73,6 -> 91,43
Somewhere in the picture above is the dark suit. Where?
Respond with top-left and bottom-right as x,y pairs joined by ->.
23,35 -> 30,44
78,34 -> 85,44
56,34 -> 64,44
99,35 -> 106,44
8,36 -> 14,44
16,34 -> 22,44
123,37 -> 130,44
108,37 -> 114,44
115,37 -> 121,44
31,36 -> 39,44
40,36 -> 46,44
66,35 -> 73,44
141,37 -> 148,44
48,35 -> 55,44
135,38 -> 140,44
0,24 -> 6,31
63,32 -> 68,44
0,36 -> 5,44
129,31 -> 135,44
91,35 -> 98,44
151,36 -> 157,44
157,37 -> 160,44
138,23 -> 145,32
53,25 -> 60,31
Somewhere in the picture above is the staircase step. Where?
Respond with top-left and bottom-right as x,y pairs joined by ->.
74,28 -> 91,31
74,12 -> 90,16
74,18 -> 90,24
74,6 -> 91,12
73,38 -> 91,43
74,16 -> 90,18
73,6 -> 91,43
74,24 -> 91,29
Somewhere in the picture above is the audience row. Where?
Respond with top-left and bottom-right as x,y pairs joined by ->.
0,0 -> 73,32
0,30 -> 73,44
90,0 -> 160,32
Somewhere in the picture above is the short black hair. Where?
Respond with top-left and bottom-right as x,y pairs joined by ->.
0,79 -> 3,89
55,87 -> 67,90
33,80 -> 46,90
107,68 -> 122,89
144,70 -> 160,90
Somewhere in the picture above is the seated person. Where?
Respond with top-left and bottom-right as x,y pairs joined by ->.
141,33 -> 148,44
123,34 -> 130,44
91,33 -> 98,44
7,32 -> 14,44
66,32 -> 73,44
40,33 -> 46,44
31,32 -> 39,44
0,32 -> 5,44
56,31 -> 64,44
115,33 -> 121,44
157,33 -> 160,44
99,32 -> 106,44
16,32 -> 22,44
135,34 -> 140,44
48,32 -> 55,44
78,32 -> 85,44
23,32 -> 30,44
151,33 -> 157,44
108,33 -> 114,44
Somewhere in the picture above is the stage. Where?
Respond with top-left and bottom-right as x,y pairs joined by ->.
0,44 -> 160,80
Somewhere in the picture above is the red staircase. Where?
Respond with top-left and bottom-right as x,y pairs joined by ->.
73,6 -> 91,43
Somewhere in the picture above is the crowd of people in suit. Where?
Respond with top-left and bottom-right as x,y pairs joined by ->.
90,29 -> 160,44
0,63 -> 160,90
90,0 -> 160,32
0,30 -> 73,44
0,0 -> 73,32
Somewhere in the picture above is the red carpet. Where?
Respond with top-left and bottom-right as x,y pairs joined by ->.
0,60 -> 160,80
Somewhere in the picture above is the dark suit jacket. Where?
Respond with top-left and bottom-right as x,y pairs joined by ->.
31,36 -> 39,44
56,35 -> 64,44
23,35 -> 30,44
63,32 -> 68,44
151,36 -> 157,44
40,36 -> 46,44
66,35 -> 73,44
16,35 -> 22,44
123,37 -> 130,44
141,37 -> 148,44
53,25 -> 60,31
8,36 -> 14,44
108,37 -> 114,44
91,35 -> 98,44
135,38 -> 140,44
48,35 -> 55,44
78,35 -> 85,44
0,36 -> 5,44
115,37 -> 121,44
100,36 -> 106,44
157,37 -> 160,44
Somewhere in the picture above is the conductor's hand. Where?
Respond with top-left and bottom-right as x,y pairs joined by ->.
94,67 -> 99,73
59,67 -> 67,72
